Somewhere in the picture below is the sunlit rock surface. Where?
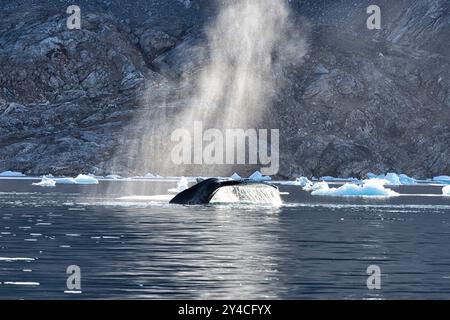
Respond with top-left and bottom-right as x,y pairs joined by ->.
0,0 -> 449,178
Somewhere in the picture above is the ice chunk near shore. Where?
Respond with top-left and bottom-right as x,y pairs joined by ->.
434,176 -> 450,184
443,186 -> 450,196
32,176 -> 56,187
311,180 -> 399,197
0,171 -> 26,177
230,172 -> 242,180
73,174 -> 99,185
248,171 -> 271,181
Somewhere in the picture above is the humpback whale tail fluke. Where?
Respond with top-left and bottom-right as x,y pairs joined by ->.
169,178 -> 280,205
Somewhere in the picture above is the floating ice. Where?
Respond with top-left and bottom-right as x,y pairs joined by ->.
306,181 -> 329,192
366,172 -> 416,185
0,171 -> 26,177
434,176 -> 450,184
320,176 -> 359,182
230,172 -> 242,180
398,174 -> 417,185
311,180 -> 399,197
248,171 -> 271,181
282,176 -> 313,189
297,177 -> 313,189
443,186 -> 450,196
105,174 -> 122,180
383,173 -> 401,185
55,177 -> 77,185
73,174 -> 99,185
362,178 -> 389,185
32,176 -> 56,187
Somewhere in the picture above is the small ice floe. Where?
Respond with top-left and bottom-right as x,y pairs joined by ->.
230,172 -> 242,180
0,171 -> 26,177
248,171 -> 271,181
310,180 -> 399,197
32,176 -> 56,187
366,172 -> 417,185
73,174 -> 99,185
306,181 -> 329,192
443,186 -> 450,196
105,174 -> 122,180
434,176 -> 450,185
320,176 -> 359,183
168,176 -> 189,193
55,177 -> 77,184
281,177 -> 313,189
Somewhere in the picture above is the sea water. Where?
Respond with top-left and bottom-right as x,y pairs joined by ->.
1,179 -> 450,299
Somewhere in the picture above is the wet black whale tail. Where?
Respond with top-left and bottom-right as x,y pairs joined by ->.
169,178 -> 278,205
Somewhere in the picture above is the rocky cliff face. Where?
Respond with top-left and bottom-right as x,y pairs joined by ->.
0,0 -> 448,178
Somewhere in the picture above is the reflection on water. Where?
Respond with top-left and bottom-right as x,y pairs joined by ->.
1,179 -> 450,299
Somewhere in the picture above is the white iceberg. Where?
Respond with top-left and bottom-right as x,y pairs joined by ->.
32,176 -> 56,187
311,180 -> 399,197
73,174 -> 99,185
443,185 -> 450,196
434,176 -> 450,184
230,172 -> 242,180
248,171 -> 272,181
0,171 -> 26,177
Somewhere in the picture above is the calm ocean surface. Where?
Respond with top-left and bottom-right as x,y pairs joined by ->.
1,179 -> 450,299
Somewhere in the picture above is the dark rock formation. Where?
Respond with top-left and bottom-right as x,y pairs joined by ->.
0,0 -> 448,178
